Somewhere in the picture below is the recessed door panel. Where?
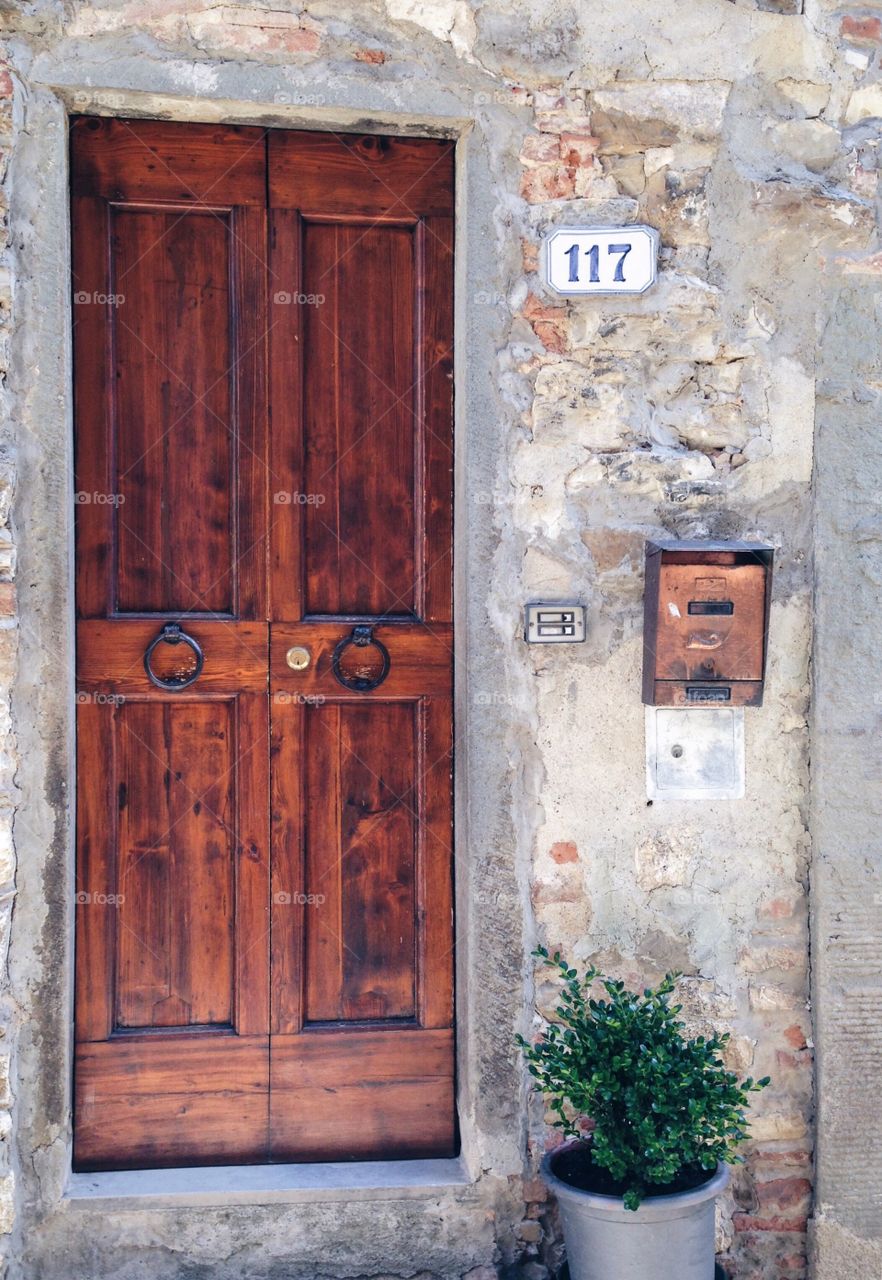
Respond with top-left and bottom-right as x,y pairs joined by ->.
301,222 -> 417,618
112,209 -> 235,615
303,700 -> 418,1025
113,698 -> 237,1030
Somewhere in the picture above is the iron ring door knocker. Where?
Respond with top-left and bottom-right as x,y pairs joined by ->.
144,622 -> 205,691
332,625 -> 390,692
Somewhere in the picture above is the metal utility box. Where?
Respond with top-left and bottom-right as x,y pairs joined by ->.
642,540 -> 774,707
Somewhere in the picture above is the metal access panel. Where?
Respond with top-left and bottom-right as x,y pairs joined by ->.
525,604 -> 587,644
642,540 -> 774,707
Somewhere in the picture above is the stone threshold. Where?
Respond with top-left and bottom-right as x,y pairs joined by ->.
65,1157 -> 473,1210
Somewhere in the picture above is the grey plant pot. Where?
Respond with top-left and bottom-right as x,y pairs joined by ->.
541,1142 -> 730,1280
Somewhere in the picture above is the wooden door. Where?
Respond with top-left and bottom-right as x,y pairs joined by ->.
72,118 -> 455,1170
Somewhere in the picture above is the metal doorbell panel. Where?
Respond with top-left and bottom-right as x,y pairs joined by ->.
525,603 -> 586,644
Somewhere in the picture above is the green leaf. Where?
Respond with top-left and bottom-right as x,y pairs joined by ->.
516,955 -> 771,1209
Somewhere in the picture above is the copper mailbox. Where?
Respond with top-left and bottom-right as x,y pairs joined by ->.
642,540 -> 774,707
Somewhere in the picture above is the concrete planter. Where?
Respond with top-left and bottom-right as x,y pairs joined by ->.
541,1142 -> 730,1280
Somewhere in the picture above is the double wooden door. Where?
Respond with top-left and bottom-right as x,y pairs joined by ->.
72,118 -> 455,1170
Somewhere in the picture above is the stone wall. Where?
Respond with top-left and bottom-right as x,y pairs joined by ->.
0,1 -> 879,1278
0,39 -> 18,1256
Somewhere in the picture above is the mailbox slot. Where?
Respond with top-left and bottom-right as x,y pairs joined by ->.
643,541 -> 773,707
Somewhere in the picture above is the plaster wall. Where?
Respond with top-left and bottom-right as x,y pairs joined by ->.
0,1 -> 876,1277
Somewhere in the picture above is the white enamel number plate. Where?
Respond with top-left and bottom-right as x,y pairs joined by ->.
544,225 -> 659,296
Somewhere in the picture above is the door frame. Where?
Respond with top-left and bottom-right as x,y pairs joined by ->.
9,81 -> 530,1226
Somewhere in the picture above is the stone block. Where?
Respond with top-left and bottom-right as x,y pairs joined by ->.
635,832 -> 697,891
386,0 -> 476,57
0,1173 -> 13,1235
844,84 -> 882,124
776,79 -> 831,117
531,361 -> 633,450
188,7 -> 323,56
747,1112 -> 809,1142
768,119 -> 841,172
591,81 -> 730,154
605,153 -> 646,196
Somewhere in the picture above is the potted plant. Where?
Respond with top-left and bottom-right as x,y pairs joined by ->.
517,949 -> 769,1280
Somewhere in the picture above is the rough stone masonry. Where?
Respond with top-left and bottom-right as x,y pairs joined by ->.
0,0 -> 880,1277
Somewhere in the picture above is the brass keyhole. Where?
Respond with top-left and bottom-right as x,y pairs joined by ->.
285,645 -> 311,671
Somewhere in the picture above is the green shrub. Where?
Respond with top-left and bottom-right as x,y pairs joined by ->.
517,948 -> 770,1210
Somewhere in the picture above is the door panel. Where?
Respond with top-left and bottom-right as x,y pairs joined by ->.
74,692 -> 270,1168
300,220 -> 417,617
267,129 -> 455,1162
303,700 -> 418,1024
73,119 -> 455,1171
267,129 -> 454,218
72,118 -> 270,1170
112,208 -> 235,614
112,699 -> 236,1030
269,1028 -> 455,1161
74,1036 -> 269,1171
72,118 -> 268,622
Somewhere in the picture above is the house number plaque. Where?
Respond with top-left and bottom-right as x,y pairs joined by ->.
544,225 -> 659,296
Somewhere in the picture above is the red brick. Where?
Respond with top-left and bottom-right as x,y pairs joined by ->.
354,48 -> 386,63
759,897 -> 797,920
841,14 -> 882,41
521,133 -> 562,165
531,321 -> 568,354
522,239 -> 539,273
521,293 -> 569,352
0,584 -> 15,617
755,1176 -> 812,1216
522,294 -> 566,323
0,71 -> 12,98
783,1023 -> 808,1049
733,1213 -> 808,1233
522,1177 -> 548,1202
560,133 -> 599,167
520,164 -> 575,202
549,841 -> 578,864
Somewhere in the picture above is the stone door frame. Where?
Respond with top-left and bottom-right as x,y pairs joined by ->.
7,72 -> 534,1275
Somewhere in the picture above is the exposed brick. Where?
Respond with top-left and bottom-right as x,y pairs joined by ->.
759,896 -> 799,920
733,1213 -> 808,1233
353,48 -> 386,63
755,1177 -> 812,1216
559,133 -> 600,167
522,1177 -> 548,1202
520,133 -> 561,165
521,293 -> 569,353
520,164 -> 575,202
841,14 -> 882,42
777,1251 -> 809,1271
521,239 -> 539,273
549,841 -> 578,864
